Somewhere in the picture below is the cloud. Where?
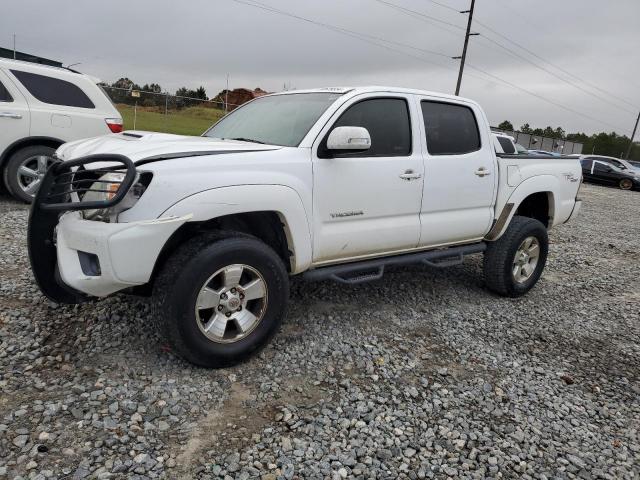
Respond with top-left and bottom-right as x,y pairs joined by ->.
2,0 -> 638,134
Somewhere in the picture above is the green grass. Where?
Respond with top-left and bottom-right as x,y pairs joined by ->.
116,104 -> 225,136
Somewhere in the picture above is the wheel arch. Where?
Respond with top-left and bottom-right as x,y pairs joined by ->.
486,175 -> 559,241
0,136 -> 65,168
138,185 -> 312,294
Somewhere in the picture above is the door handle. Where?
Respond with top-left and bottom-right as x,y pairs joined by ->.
399,169 -> 422,180
475,167 -> 491,177
0,112 -> 22,119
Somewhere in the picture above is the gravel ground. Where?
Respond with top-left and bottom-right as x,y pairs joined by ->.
0,183 -> 638,480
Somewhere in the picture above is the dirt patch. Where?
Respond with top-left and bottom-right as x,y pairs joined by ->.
174,375 -> 331,475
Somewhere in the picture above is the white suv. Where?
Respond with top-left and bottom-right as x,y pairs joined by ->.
0,59 -> 122,202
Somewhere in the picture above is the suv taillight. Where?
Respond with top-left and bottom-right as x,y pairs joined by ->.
105,118 -> 123,133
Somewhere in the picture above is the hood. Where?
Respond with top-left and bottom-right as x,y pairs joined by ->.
56,131 -> 281,164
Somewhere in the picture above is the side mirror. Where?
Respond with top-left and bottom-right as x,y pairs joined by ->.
326,126 -> 371,151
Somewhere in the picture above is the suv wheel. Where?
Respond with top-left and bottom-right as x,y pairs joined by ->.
4,145 -> 56,203
152,231 -> 289,368
483,215 -> 548,297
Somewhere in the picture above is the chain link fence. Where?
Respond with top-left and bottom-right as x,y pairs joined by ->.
491,127 -> 583,155
101,86 -> 240,136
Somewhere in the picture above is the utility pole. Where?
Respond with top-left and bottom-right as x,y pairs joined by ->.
13,34 -> 16,59
454,0 -> 478,96
624,110 -> 640,159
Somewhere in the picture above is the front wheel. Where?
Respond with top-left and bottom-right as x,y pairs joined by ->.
483,216 -> 549,297
152,232 -> 289,367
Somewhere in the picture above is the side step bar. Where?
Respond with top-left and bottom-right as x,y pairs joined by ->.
302,242 -> 486,285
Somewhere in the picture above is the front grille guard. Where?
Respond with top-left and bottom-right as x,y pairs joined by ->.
28,154 -> 136,304
36,154 -> 137,211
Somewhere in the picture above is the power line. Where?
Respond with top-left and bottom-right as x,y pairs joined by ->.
424,0 -> 461,13
229,0 -> 451,60
369,0 -> 638,114
473,34 -> 638,116
466,63 -> 628,132
228,0 -> 507,90
471,17 -> 639,109
229,0 -> 629,132
370,0 -> 465,31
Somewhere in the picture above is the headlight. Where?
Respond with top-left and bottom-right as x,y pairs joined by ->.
82,171 -> 151,222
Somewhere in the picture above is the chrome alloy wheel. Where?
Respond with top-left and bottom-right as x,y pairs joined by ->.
17,155 -> 54,197
195,264 -> 268,343
512,236 -> 540,283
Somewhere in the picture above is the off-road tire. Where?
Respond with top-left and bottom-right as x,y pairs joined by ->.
152,231 -> 289,368
483,215 -> 548,297
3,145 -> 56,203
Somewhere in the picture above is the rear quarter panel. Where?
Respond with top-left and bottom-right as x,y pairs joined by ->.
492,156 -> 581,238
6,66 -> 118,142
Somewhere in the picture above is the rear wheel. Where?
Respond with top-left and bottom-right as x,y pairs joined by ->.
3,145 -> 56,203
152,231 -> 289,367
619,178 -> 633,190
483,216 -> 548,297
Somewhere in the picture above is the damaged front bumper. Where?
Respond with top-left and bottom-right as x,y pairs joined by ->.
27,153 -> 189,304
55,212 -> 189,297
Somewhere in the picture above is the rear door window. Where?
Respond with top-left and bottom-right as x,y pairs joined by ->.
10,70 -> 95,108
0,79 -> 12,102
421,101 -> 481,155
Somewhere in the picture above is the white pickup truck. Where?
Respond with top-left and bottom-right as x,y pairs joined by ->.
28,87 -> 582,367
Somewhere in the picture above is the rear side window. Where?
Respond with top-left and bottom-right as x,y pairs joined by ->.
496,136 -> 515,154
0,80 -> 12,102
322,97 -> 412,157
11,70 -> 95,108
421,101 -> 480,155
580,159 -> 592,169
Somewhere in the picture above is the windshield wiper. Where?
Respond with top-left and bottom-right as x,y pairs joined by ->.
226,137 -> 266,144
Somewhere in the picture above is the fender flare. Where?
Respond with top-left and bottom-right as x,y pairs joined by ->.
160,184 -> 313,273
486,175 -> 559,241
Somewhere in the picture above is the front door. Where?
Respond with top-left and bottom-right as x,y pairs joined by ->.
312,95 -> 424,263
0,69 -> 30,153
416,97 -> 497,246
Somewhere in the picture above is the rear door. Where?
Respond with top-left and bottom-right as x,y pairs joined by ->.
416,97 -> 497,246
0,69 -> 30,154
311,94 -> 424,263
591,160 -> 619,185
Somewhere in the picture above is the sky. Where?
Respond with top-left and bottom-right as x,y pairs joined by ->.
3,0 -> 639,136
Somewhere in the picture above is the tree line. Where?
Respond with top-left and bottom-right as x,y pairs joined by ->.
496,120 -> 639,160
100,78 -> 221,109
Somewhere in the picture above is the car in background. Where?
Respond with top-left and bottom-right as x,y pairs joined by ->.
580,154 -> 640,174
528,149 -> 561,157
0,58 -> 122,202
580,158 -> 640,190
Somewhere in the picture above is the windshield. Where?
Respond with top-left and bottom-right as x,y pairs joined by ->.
204,92 -> 343,147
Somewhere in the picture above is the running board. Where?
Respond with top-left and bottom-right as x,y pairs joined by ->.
302,243 -> 486,285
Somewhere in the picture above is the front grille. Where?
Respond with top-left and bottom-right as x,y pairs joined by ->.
36,154 -> 136,211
